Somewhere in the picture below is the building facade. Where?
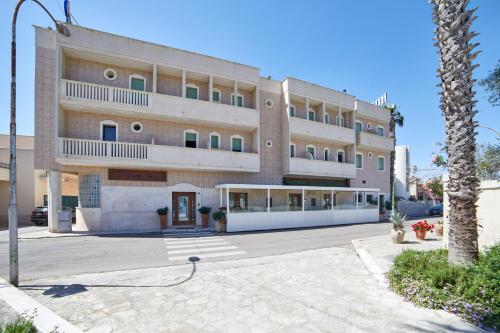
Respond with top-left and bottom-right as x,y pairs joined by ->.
395,145 -> 411,199
34,25 -> 394,232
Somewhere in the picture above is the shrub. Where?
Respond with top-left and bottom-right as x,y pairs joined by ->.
389,211 -> 406,230
0,316 -> 37,333
389,245 -> 500,330
156,207 -> 168,215
198,206 -> 211,214
212,210 -> 226,222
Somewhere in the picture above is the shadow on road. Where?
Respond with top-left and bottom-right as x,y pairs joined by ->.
19,256 -> 200,298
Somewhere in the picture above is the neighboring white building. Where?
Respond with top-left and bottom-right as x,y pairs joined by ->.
34,25 -> 394,233
395,145 -> 411,199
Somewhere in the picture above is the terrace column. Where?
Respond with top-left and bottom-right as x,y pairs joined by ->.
233,81 -> 238,105
152,64 -> 157,93
302,189 -> 305,211
267,188 -> 271,213
181,70 -> 186,98
331,190 -> 334,210
321,102 -> 326,123
226,187 -> 230,211
356,191 -> 359,209
219,188 -> 223,208
254,85 -> 259,110
209,75 -> 213,102
338,106 -> 342,126
47,170 -> 61,233
305,98 -> 309,118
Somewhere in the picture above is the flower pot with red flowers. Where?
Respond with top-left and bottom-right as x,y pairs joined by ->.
411,220 -> 434,240
198,206 -> 211,228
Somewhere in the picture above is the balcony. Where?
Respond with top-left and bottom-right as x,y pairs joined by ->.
56,137 -> 260,172
286,158 -> 356,178
355,100 -> 390,122
59,79 -> 259,130
289,117 -> 355,145
356,132 -> 394,152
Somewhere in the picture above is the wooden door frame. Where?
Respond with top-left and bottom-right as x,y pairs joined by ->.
172,192 -> 196,225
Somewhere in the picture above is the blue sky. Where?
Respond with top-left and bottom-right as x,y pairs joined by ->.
1,0 -> 499,176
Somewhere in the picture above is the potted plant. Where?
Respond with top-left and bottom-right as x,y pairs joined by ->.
212,210 -> 226,233
434,218 -> 444,236
389,211 -> 406,244
198,206 -> 211,228
156,206 -> 168,229
411,220 -> 434,240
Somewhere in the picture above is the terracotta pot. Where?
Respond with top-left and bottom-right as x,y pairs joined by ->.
214,220 -> 226,233
415,230 -> 427,240
391,229 -> 405,244
159,215 -> 167,229
435,224 -> 443,236
201,213 -> 209,228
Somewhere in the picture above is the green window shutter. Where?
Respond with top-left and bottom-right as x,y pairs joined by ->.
356,154 -> 363,168
210,135 -> 219,149
186,132 -> 197,142
186,87 -> 198,99
130,78 -> 145,91
213,91 -> 220,102
232,138 -> 242,152
237,95 -> 243,107
355,122 -> 362,133
308,111 -> 315,121
378,157 -> 384,170
376,127 -> 384,136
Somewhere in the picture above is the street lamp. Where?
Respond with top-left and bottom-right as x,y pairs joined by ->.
10,0 -> 70,286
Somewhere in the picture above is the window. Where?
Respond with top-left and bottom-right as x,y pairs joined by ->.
323,194 -> 331,209
101,120 -> 118,142
377,156 -> 385,171
129,74 -> 146,91
324,148 -> 330,161
130,122 -> 143,133
308,109 -> 316,121
288,193 -> 302,210
367,122 -> 373,130
288,105 -> 295,117
231,135 -> 243,152
336,116 -> 345,127
231,94 -> 244,107
184,130 -> 198,148
337,150 -> 345,163
186,84 -> 199,100
355,121 -> 363,133
356,153 -> 363,169
306,145 -> 316,159
209,132 -> 220,149
324,113 -> 330,124
290,143 -> 296,157
79,174 -> 101,208
103,68 -> 117,81
376,126 -> 385,136
357,193 -> 364,204
229,193 -> 248,210
266,140 -> 273,148
311,198 -> 317,207
212,89 -> 221,103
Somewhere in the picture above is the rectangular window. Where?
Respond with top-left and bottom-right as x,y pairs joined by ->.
289,106 -> 295,117
311,198 -> 317,207
324,149 -> 329,161
212,90 -> 221,102
130,77 -> 145,91
229,193 -> 248,210
337,151 -> 344,163
324,114 -> 330,124
185,132 -> 197,148
79,174 -> 101,208
376,127 -> 385,136
377,156 -> 385,171
322,194 -> 331,209
336,116 -> 345,127
232,137 -> 243,152
288,194 -> 302,210
102,125 -> 117,142
232,94 -> 244,107
307,146 -> 315,159
356,153 -> 363,169
290,144 -> 295,157
355,122 -> 363,133
308,110 -> 315,121
186,86 -> 198,99
210,135 -> 219,149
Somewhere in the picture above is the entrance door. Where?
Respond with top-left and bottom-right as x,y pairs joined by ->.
288,194 -> 302,211
172,192 -> 196,225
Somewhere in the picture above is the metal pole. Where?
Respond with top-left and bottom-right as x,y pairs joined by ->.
9,0 -> 70,287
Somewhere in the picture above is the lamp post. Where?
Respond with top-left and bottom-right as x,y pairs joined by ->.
10,0 -> 70,286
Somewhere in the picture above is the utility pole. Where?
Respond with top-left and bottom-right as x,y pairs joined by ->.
10,0 -> 70,286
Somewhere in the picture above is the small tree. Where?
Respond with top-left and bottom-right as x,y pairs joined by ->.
479,60 -> 500,107
476,142 -> 500,180
422,177 -> 443,202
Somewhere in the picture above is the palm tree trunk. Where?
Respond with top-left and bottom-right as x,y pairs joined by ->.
432,0 -> 479,265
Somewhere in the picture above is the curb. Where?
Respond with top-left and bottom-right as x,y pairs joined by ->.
351,238 -> 389,287
0,278 -> 82,333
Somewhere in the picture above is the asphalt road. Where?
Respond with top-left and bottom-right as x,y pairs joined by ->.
0,218 -> 437,283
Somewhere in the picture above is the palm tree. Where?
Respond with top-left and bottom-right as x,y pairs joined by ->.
384,104 -> 404,210
431,0 -> 480,265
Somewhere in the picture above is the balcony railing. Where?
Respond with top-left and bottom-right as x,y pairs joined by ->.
355,100 -> 390,122
356,132 -> 394,152
287,157 -> 356,178
289,117 -> 355,145
62,79 -> 151,107
57,137 -> 259,172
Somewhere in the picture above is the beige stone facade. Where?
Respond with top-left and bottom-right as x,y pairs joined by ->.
34,25 -> 393,232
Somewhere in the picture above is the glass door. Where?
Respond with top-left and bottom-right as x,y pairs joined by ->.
172,192 -> 196,225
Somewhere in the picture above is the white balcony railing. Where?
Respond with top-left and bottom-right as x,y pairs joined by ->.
57,138 -> 259,172
287,157 -> 356,178
62,79 -> 151,107
289,117 -> 355,145
356,132 -> 394,152
355,100 -> 390,122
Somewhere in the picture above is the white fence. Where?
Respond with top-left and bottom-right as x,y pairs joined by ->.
62,79 -> 151,107
59,138 -> 149,160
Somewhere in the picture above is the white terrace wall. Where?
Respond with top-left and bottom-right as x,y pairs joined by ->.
443,175 -> 500,250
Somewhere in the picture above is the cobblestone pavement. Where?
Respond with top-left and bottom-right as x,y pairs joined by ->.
20,246 -> 479,333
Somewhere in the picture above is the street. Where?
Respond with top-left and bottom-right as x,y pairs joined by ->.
0,219 -> 432,282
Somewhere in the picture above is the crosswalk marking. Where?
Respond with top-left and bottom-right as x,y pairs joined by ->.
163,232 -> 246,262
168,251 -> 247,262
167,245 -> 238,255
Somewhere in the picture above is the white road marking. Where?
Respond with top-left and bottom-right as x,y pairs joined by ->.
163,238 -> 225,245
168,251 -> 247,262
167,246 -> 239,255
166,241 -> 230,249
